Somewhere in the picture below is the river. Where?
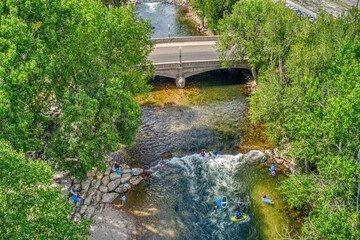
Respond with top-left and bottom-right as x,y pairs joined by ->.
112,1 -> 300,239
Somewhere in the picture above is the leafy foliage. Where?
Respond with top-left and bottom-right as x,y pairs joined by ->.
190,0 -> 237,31
0,0 -> 153,177
0,140 -> 90,239
218,0 -> 360,238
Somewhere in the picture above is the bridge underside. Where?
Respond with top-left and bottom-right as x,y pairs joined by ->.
153,60 -> 250,88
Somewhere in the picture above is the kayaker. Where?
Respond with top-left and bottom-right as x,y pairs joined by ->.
235,211 -> 243,219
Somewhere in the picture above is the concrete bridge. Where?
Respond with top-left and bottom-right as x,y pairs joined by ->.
149,36 -> 250,88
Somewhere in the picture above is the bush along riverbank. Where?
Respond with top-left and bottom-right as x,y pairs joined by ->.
53,152 -> 148,223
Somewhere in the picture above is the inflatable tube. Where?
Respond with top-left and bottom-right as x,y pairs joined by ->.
216,196 -> 228,208
262,197 -> 273,204
231,214 -> 250,223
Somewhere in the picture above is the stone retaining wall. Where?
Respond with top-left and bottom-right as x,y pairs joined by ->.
53,155 -> 147,222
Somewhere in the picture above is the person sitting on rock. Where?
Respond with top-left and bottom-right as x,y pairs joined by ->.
71,187 -> 82,197
124,182 -> 131,190
113,162 -> 120,170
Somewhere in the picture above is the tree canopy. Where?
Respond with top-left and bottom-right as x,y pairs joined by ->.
0,140 -> 90,239
218,0 -> 360,238
0,0 -> 153,177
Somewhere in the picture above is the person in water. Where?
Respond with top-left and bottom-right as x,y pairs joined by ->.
235,211 -> 243,219
201,150 -> 205,157
212,150 -> 218,156
208,151 -> 212,156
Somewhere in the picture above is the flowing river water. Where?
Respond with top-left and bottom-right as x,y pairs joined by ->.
107,1 -> 301,239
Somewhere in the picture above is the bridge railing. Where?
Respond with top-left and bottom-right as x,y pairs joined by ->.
153,59 -> 248,69
152,36 -> 220,44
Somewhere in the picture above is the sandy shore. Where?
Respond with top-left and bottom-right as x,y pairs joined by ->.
89,205 -> 138,240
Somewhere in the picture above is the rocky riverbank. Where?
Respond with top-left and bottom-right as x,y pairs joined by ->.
53,152 -> 147,223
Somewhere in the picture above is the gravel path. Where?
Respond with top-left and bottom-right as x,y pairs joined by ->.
89,205 -> 138,240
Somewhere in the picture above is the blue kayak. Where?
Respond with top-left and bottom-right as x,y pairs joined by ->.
71,195 -> 81,203
262,197 -> 273,204
216,196 -> 228,208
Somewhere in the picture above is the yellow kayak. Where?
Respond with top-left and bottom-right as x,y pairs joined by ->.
231,214 -> 248,222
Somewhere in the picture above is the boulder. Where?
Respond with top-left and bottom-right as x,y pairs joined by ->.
99,185 -> 108,193
68,197 -> 75,204
104,155 -> 112,163
91,180 -> 101,190
72,213 -> 81,223
108,179 -> 121,192
84,192 -> 94,206
61,177 -> 72,190
129,176 -> 143,186
109,172 -> 121,181
104,166 -> 112,176
101,193 -> 119,203
92,190 -> 102,205
120,173 -> 131,183
61,187 -> 69,196
109,151 -> 122,162
102,176 -> 110,186
132,168 -> 143,176
84,206 -> 95,219
115,184 -> 127,194
80,205 -> 87,215
81,180 -> 91,193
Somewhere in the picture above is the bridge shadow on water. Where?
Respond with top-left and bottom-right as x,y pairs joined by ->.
150,69 -> 253,89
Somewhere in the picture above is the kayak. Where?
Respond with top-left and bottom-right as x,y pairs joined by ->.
231,214 -> 250,223
216,196 -> 228,208
262,197 -> 273,204
71,195 -> 81,203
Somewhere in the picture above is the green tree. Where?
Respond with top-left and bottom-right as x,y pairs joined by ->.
0,140 -> 90,239
218,0 -> 360,238
0,0 -> 153,177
